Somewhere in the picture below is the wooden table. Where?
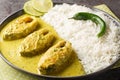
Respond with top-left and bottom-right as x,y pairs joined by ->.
0,0 -> 120,80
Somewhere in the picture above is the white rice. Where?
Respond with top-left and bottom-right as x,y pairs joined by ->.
42,3 -> 120,74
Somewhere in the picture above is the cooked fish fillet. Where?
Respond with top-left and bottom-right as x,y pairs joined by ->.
38,40 -> 73,74
3,15 -> 38,40
19,29 -> 55,56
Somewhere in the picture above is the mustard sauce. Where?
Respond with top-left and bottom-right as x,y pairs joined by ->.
0,14 -> 85,77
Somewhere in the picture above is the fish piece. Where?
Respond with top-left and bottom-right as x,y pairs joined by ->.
38,40 -> 73,75
19,29 -> 55,56
3,15 -> 38,40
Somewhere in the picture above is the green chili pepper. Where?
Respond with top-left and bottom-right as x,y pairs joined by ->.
71,12 -> 106,37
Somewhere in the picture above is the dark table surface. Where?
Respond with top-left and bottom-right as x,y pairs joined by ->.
0,0 -> 120,80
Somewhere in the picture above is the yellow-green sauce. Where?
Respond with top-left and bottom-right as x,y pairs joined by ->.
0,14 -> 85,77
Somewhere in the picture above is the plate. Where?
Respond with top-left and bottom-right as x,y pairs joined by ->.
0,3 -> 120,80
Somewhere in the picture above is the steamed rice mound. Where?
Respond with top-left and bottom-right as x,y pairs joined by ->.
42,3 -> 120,74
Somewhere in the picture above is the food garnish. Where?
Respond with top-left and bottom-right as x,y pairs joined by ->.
32,0 -> 53,12
23,1 -> 43,16
71,12 -> 106,37
23,0 -> 53,16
